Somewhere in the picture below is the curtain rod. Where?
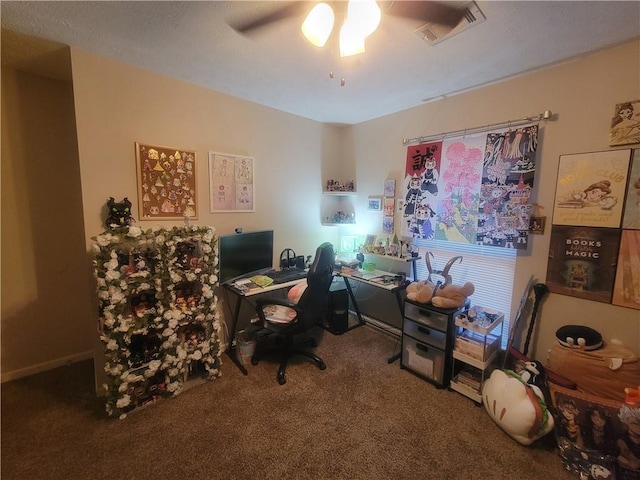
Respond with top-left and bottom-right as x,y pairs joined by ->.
402,110 -> 554,146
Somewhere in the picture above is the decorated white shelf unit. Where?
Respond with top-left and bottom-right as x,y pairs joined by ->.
92,225 -> 223,418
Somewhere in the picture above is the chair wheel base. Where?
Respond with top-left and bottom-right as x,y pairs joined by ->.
319,361 -> 327,370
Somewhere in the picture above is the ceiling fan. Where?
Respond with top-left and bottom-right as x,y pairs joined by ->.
228,1 -> 466,58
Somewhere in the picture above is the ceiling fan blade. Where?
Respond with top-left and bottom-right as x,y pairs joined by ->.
228,2 -> 310,35
387,1 -> 466,28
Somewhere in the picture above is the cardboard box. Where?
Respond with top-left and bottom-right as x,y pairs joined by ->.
454,330 -> 500,361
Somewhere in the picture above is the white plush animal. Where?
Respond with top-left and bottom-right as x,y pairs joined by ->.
482,369 -> 555,446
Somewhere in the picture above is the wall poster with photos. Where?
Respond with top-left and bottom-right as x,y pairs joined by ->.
209,152 -> 255,212
547,148 -> 639,309
135,142 -> 198,220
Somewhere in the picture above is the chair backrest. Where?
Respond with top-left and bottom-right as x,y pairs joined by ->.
296,242 -> 334,329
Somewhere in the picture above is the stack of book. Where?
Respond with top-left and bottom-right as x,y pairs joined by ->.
455,367 -> 483,391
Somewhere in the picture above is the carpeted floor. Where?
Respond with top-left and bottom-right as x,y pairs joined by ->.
1,324 -> 575,480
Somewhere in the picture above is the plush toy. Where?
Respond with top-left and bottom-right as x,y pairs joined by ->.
515,359 -> 552,406
405,280 -> 434,303
555,324 -> 603,350
405,279 -> 474,309
105,197 -> 135,230
624,386 -> 640,405
482,369 -> 555,446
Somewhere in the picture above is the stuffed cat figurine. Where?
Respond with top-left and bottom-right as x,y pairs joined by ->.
105,197 -> 135,230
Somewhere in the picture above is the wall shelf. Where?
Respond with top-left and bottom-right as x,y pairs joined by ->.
362,252 -> 422,263
323,191 -> 357,196
322,189 -> 357,226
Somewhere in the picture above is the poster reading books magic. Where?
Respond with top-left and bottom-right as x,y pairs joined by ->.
546,226 -> 622,304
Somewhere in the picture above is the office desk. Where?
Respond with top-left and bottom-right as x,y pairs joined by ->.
222,277 -> 305,375
335,269 -> 409,362
224,264 -> 416,373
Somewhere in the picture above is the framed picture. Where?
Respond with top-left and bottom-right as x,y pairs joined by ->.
610,99 -> 640,146
545,225 -> 621,304
612,229 -> 640,310
552,149 -> 631,228
383,215 -> 394,234
384,179 -> 396,197
621,149 -> 639,230
383,197 -> 395,216
368,196 -> 383,211
209,152 -> 255,212
529,216 -> 546,234
364,234 -> 377,247
135,142 -> 197,220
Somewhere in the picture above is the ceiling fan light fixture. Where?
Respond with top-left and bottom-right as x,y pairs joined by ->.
301,3 -> 335,48
346,0 -> 381,38
339,20 -> 366,57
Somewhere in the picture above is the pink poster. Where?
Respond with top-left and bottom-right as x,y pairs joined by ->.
434,136 -> 485,244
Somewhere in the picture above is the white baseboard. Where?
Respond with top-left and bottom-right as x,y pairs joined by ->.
1,350 -> 94,383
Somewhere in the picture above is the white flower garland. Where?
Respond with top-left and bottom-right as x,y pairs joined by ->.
92,225 -> 222,418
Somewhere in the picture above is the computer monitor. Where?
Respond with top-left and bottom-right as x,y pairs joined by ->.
218,230 -> 274,283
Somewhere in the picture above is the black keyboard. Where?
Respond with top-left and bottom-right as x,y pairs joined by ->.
269,268 -> 307,284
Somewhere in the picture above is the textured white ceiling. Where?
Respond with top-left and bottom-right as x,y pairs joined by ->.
2,1 -> 639,125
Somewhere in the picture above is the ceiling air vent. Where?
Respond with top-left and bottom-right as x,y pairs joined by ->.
415,1 -> 486,45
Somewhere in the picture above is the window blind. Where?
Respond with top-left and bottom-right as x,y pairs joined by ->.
413,239 -> 516,348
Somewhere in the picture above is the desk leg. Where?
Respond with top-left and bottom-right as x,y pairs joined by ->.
225,287 -> 248,375
387,289 -> 405,364
342,277 -> 365,326
388,350 -> 401,364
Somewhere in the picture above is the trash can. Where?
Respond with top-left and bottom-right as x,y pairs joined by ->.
235,329 -> 256,367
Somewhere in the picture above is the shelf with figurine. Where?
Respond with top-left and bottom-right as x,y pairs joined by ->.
322,210 -> 356,226
358,234 -> 421,261
324,179 -> 356,195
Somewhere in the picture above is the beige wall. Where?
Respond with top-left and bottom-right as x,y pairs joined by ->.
1,67 -> 94,380
69,48 -> 342,257
350,40 -> 640,360
68,48 -> 349,388
2,38 -> 638,383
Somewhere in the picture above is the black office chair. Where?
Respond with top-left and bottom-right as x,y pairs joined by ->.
252,242 -> 334,385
